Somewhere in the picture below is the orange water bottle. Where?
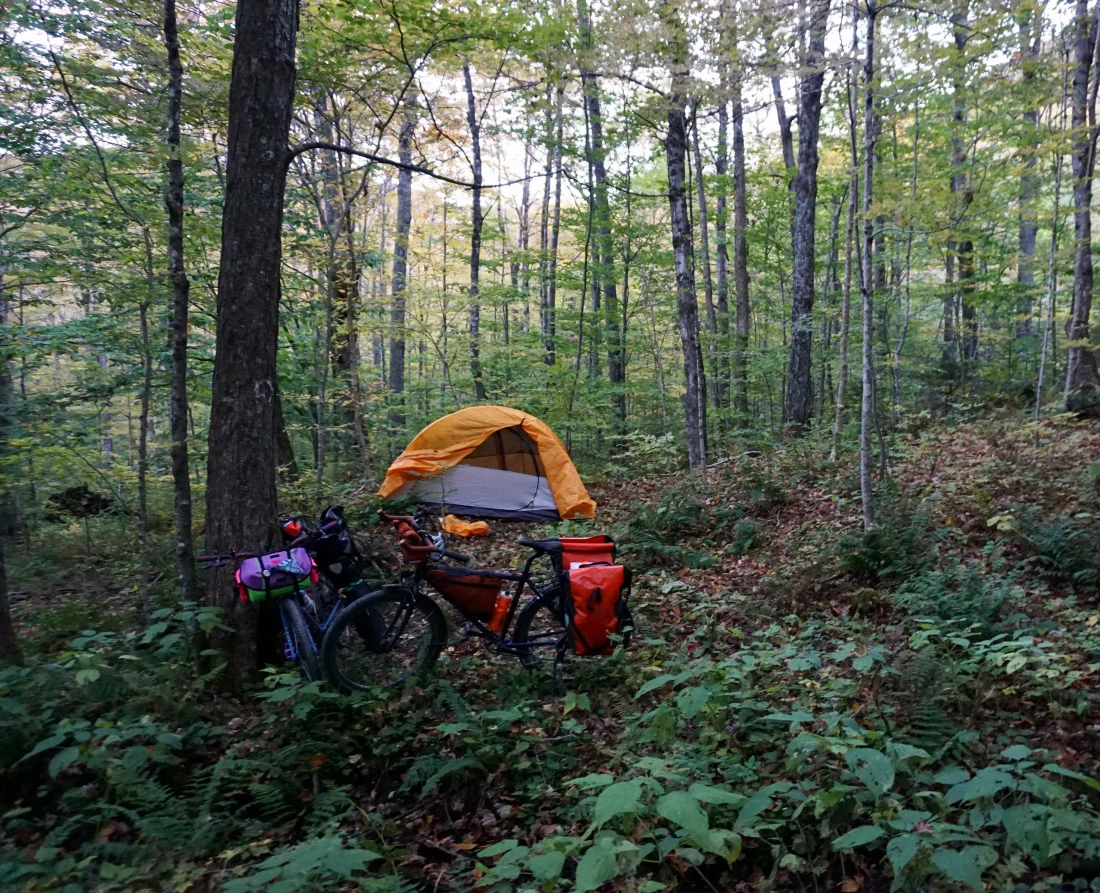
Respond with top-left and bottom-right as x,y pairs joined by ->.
488,593 -> 513,633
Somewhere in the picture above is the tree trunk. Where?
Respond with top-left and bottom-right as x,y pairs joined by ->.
578,0 -> 624,425
519,124 -> 533,331
1038,64 -> 1069,424
951,2 -> 977,368
732,62 -> 751,424
692,107 -> 721,419
715,64 -> 731,412
894,78 -> 920,422
0,267 -> 21,664
137,230 -> 155,626
860,2 -> 878,531
463,63 -> 487,400
1016,8 -> 1040,342
205,0 -> 298,687
818,194 -> 842,422
786,0 -> 831,429
547,82 -> 564,366
768,33 -> 797,178
163,0 -> 198,612
388,112 -> 413,431
830,160 -> 857,461
663,1 -> 706,468
1065,0 -> 1100,407
539,82 -> 555,364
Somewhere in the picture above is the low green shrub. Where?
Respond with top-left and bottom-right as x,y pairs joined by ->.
892,561 -> 1022,627
833,486 -> 934,585
1020,514 -> 1100,591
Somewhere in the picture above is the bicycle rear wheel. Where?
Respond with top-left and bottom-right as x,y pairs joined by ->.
512,594 -> 634,671
321,588 -> 447,691
511,593 -> 568,671
282,597 -> 321,682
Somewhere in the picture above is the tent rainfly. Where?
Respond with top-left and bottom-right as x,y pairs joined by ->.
378,406 -> 596,521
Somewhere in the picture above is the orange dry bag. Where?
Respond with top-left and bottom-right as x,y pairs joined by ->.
565,563 -> 630,655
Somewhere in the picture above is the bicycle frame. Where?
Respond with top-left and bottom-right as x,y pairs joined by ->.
278,589 -> 343,662
400,546 -> 565,658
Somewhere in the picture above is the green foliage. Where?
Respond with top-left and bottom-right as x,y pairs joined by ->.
833,487 -> 934,585
222,835 -> 382,893
892,560 -> 1022,626
616,492 -> 708,568
1021,514 -> 1100,591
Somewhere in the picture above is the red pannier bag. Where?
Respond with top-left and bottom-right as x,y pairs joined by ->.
559,535 -> 615,571
424,566 -> 505,620
565,563 -> 630,655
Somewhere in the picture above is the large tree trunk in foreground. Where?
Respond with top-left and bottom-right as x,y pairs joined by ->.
205,0 -> 298,687
786,0 -> 831,429
388,112 -> 413,432
663,2 -> 706,468
1065,0 -> 1100,407
163,0 -> 197,613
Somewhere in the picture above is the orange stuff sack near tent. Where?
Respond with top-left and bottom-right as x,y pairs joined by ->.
442,514 -> 490,538
565,563 -> 629,655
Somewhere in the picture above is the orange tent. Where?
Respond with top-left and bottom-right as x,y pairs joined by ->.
378,406 -> 596,521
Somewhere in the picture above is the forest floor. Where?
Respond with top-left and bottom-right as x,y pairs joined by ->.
3,410 -> 1100,892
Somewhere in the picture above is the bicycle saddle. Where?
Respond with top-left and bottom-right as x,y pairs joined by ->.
516,537 -> 562,553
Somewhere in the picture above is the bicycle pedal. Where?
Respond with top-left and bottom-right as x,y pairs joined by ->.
461,622 -> 478,638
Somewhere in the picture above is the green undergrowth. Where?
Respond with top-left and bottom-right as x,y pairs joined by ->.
3,416 -> 1100,892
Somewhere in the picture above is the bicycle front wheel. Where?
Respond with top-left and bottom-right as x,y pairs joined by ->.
282,597 -> 321,682
321,588 -> 447,692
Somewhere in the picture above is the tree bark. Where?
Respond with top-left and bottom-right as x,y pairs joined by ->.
463,63 -> 487,400
732,61 -> 751,424
1038,63 -> 1069,424
715,63 -> 731,412
894,84 -> 919,422
0,266 -> 21,664
539,82 -> 555,364
768,32 -> 797,178
786,0 -> 831,429
951,2 -> 977,367
547,82 -> 564,366
860,1 -> 878,531
692,106 -> 720,415
663,1 -> 706,468
578,0 -> 625,424
1016,8 -> 1040,342
163,0 -> 198,612
388,112 -> 414,431
205,0 -> 298,686
830,160 -> 857,462
1065,0 -> 1100,406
